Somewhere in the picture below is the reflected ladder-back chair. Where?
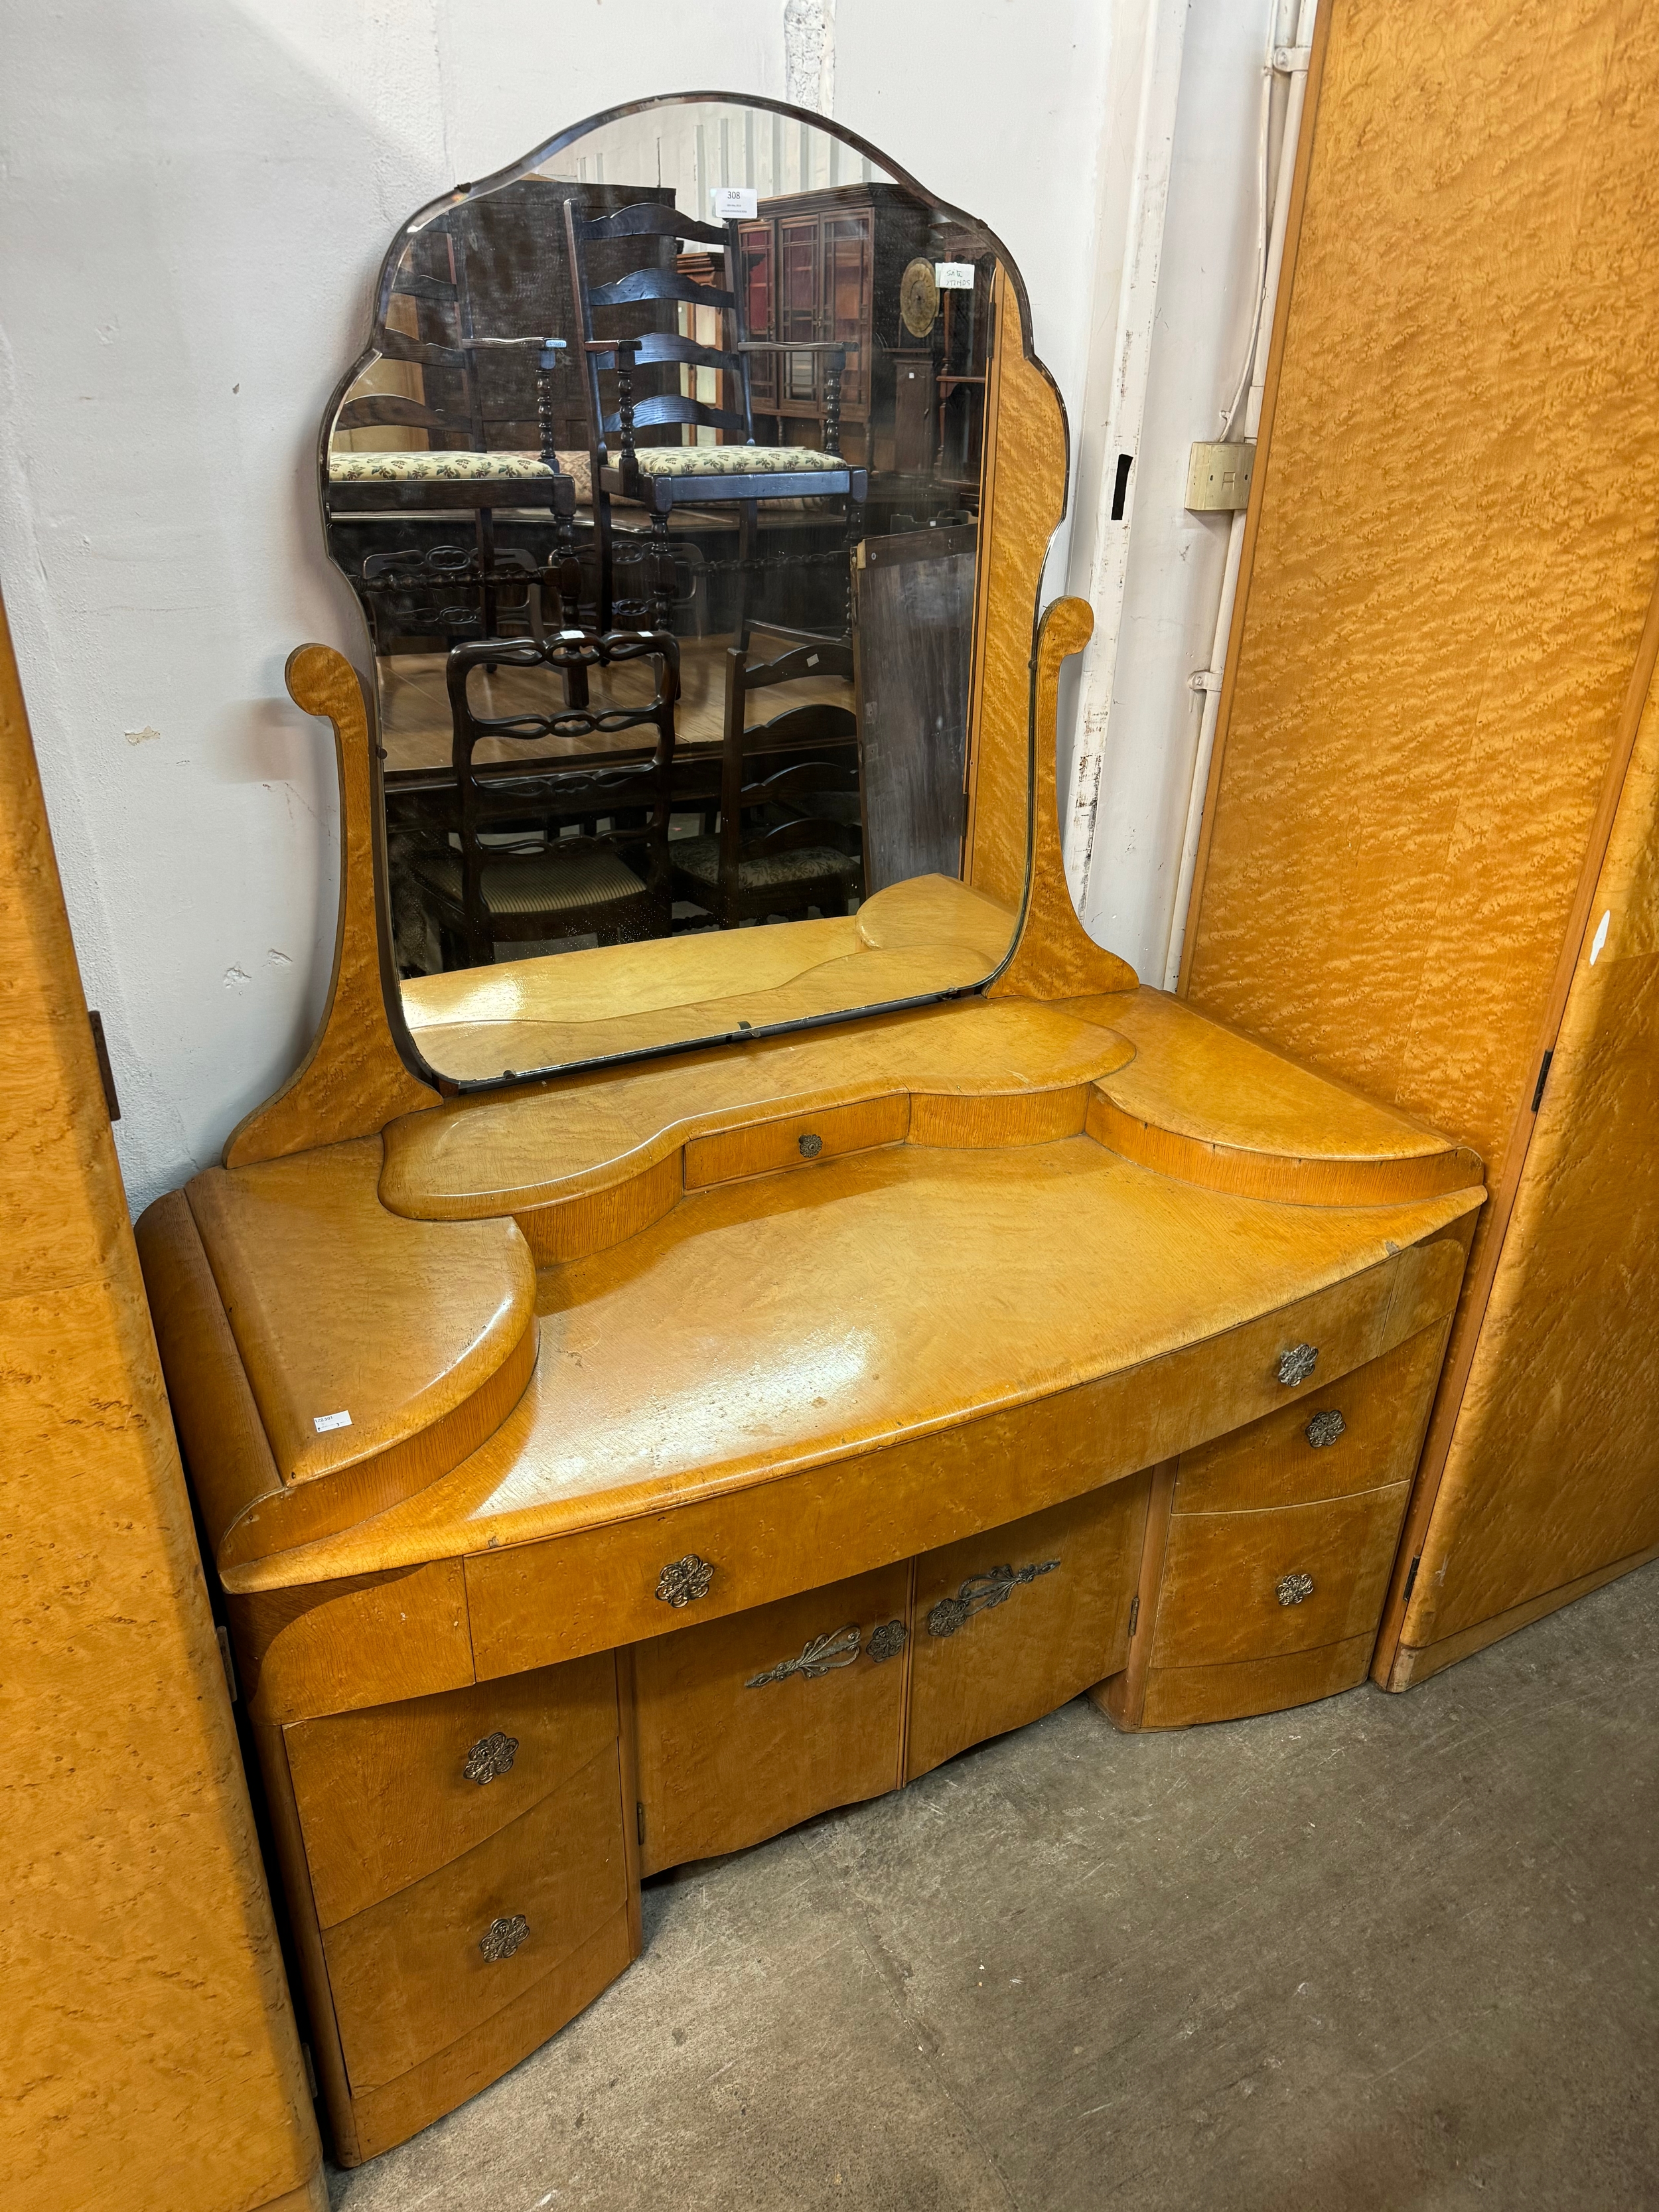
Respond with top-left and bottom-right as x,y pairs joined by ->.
411,629 -> 679,967
670,637 -> 863,928
563,198 -> 869,640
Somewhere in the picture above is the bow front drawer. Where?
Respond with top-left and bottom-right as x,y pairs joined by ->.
320,1745 -> 628,2093
285,1654 -> 618,1926
1151,1483 -> 1411,1670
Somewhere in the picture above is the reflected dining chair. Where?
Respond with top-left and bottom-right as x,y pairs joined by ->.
669,636 -> 863,928
411,628 -> 679,967
563,198 -> 867,639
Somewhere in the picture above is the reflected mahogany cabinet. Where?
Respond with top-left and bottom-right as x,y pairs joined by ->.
739,184 -> 933,466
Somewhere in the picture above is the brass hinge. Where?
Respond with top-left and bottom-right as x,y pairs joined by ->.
1400,1556 -> 1421,1611
1127,1593 -> 1141,1638
1531,1049 -> 1553,1112
636,1801 -> 646,1848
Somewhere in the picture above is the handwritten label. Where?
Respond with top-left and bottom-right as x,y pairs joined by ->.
711,187 -> 758,220
313,1410 -> 352,1434
935,261 -> 976,289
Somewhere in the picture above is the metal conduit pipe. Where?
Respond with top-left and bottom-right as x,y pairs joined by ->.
1161,0 -> 1317,992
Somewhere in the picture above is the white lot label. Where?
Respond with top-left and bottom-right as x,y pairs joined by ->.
313,1410 -> 352,1434
712,187 -> 758,219
936,261 -> 976,289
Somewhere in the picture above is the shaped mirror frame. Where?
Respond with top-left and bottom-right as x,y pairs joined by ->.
316,94 -> 1068,1095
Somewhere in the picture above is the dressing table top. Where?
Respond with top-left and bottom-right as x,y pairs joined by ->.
158,983 -> 1484,1598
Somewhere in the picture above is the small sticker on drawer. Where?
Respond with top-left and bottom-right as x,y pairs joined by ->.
313,1410 -> 352,1434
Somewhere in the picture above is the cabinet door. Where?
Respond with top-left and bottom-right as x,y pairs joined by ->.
778,215 -> 822,409
633,1562 -> 909,1875
907,1479 -> 1149,1783
824,212 -> 873,412
739,220 -> 776,407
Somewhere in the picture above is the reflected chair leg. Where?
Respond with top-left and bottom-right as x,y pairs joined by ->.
595,489 -> 614,633
844,498 -> 863,642
735,500 -> 757,652
649,507 -> 673,634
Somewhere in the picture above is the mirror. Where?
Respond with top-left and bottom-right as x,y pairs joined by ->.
321,96 -> 1035,1086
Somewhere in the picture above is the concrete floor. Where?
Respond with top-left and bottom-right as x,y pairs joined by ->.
328,1564 -> 1659,2211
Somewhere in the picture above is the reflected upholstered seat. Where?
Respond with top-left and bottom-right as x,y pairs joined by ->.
414,628 -> 680,966
564,198 -> 867,636
412,842 -> 654,946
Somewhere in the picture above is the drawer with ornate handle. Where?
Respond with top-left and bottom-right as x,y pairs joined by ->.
1149,1481 -> 1413,1669
1171,1321 -> 1451,1517
285,1653 -> 617,1927
319,1741 -> 628,2093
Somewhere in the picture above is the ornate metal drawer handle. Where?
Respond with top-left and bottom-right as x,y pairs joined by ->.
1277,1343 -> 1319,1386
927,1560 -> 1060,1639
463,1730 -> 519,1785
656,1554 -> 715,1607
1276,1571 -> 1315,1607
746,1622 -> 861,1686
798,1132 -> 824,1158
867,1619 -> 908,1664
1304,1408 -> 1346,1449
479,1913 -> 530,1962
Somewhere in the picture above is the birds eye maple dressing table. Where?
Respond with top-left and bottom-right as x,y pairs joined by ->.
136,95 -> 1484,2165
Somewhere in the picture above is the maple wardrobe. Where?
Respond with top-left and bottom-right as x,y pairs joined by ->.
139,93 -> 1490,2162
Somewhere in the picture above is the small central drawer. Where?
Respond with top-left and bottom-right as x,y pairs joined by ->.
322,1742 -> 628,2094
285,1653 -> 617,1926
1151,1483 -> 1411,1668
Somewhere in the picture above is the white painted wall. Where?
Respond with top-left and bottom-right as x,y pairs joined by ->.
0,0 -> 1256,1210
1064,0 -> 1284,980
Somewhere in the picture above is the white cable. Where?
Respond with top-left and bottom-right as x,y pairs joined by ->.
1161,0 -> 1317,992
1217,1 -> 1277,444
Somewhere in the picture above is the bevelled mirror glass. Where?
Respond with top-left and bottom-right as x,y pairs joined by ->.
321,96 -> 1034,1087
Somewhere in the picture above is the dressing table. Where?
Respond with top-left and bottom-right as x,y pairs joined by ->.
137,95 -> 1484,2166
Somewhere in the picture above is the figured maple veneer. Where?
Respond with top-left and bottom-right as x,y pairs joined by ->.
285,1653 -> 618,1925
234,1562 -> 474,1728
0,586 -> 326,2209
226,648 -> 437,1166
378,995 -> 1137,1254
321,1749 -> 630,2091
1172,1325 -> 1451,1515
1139,1639 -> 1378,1732
1102,1325 -> 1453,1732
141,1139 -> 538,1564
1084,991 -> 1483,1206
400,873 -> 1019,1082
1151,1485 -> 1411,1669
906,1481 -> 1148,1783
1171,0 -> 1659,1684
634,1564 -> 912,1876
